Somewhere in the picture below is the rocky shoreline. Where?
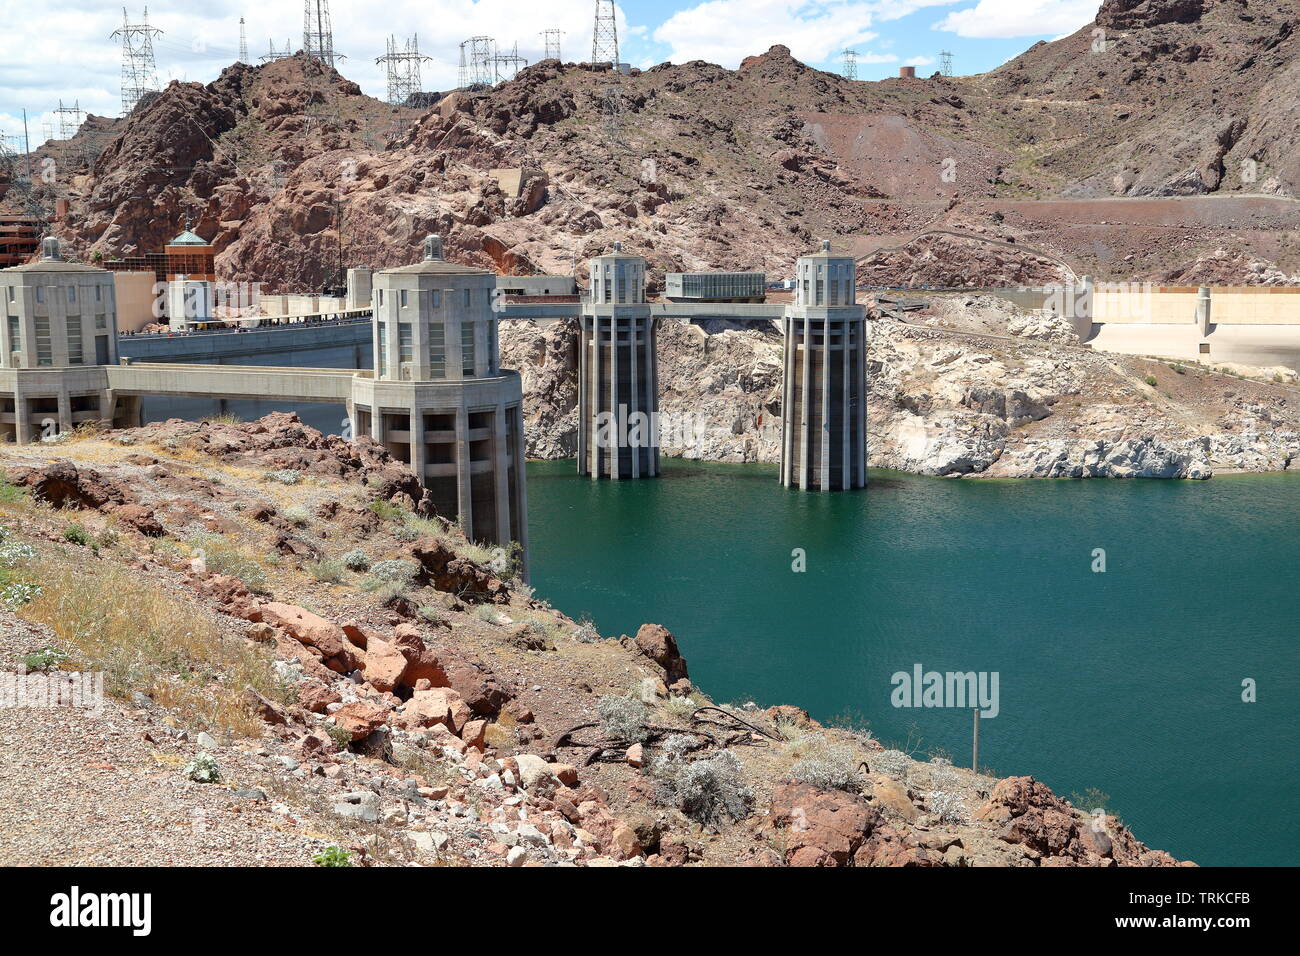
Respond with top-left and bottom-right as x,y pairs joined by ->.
0,414 -> 1190,866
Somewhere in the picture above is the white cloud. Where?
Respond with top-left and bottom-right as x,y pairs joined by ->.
933,0 -> 1096,39
905,54 -> 935,65
650,0 -> 957,69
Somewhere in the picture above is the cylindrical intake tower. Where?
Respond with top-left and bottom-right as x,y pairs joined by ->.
780,240 -> 868,491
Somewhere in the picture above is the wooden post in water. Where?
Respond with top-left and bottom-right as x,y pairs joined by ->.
972,708 -> 980,772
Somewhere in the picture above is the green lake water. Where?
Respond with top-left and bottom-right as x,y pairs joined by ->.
526,459 -> 1299,866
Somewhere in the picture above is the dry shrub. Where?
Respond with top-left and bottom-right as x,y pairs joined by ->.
19,557 -> 285,736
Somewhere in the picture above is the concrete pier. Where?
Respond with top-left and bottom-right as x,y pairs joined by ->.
780,240 -> 868,491
577,243 -> 659,479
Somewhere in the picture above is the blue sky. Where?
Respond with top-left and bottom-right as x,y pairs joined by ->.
0,0 -> 1100,143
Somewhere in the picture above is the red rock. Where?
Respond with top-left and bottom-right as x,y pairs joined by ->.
400,687 -> 472,733
362,636 -> 408,693
261,603 -> 363,674
632,623 -> 689,683
111,503 -> 165,537
297,681 -> 341,714
625,743 -> 644,767
333,700 -> 391,741
461,718 -> 487,751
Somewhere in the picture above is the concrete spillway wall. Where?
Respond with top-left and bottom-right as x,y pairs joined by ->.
985,284 -> 1300,371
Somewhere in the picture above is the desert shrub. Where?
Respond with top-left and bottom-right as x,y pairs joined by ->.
1144,375 -> 1158,386
596,694 -> 650,743
474,604 -> 503,624
660,694 -> 700,719
416,605 -> 445,625
187,533 -> 268,593
268,469 -> 301,485
184,753 -> 220,783
341,549 -> 370,572
282,505 -> 310,527
662,750 -> 753,829
307,559 -> 346,583
369,559 -> 419,586
367,499 -> 404,521
62,523 -> 91,547
313,845 -> 353,867
871,749 -> 911,778
573,616 -> 601,643
788,741 -> 861,792
0,478 -> 27,503
925,789 -> 968,824
22,647 -> 68,672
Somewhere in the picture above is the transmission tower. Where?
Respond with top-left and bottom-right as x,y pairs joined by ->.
54,99 -> 85,141
841,49 -> 857,80
939,50 -> 954,77
591,0 -> 619,68
541,28 -> 563,61
459,37 -> 496,88
493,42 -> 527,85
260,39 -> 294,63
304,0 -> 338,67
110,7 -> 163,117
239,17 -> 249,63
376,34 -> 431,105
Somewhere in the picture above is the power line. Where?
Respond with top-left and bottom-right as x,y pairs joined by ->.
110,6 -> 163,117
541,28 -> 563,62
939,50 -> 954,77
592,0 -> 619,69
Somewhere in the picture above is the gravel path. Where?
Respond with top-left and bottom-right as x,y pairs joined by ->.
0,612 -> 324,866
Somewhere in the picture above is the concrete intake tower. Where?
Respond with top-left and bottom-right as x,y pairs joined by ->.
577,243 -> 659,479
780,240 -> 868,490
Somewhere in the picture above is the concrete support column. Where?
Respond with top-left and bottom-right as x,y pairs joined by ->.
56,390 -> 73,436
493,404 -> 511,547
588,318 -> 601,477
649,318 -> 660,476
856,321 -> 868,488
576,318 -> 588,473
1197,286 -> 1212,336
14,395 -> 30,444
798,314 -> 812,490
630,318 -> 640,479
820,314 -> 831,490
841,319 -> 851,491
454,405 -> 472,539
408,405 -> 426,487
609,317 -> 620,480
512,402 -> 530,581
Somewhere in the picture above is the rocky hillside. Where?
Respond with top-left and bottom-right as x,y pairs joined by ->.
9,0 -> 1300,289
0,414 -> 1188,866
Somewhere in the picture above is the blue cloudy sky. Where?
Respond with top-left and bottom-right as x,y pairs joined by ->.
0,0 -> 1101,142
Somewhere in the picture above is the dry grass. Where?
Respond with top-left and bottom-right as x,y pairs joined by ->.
18,555 -> 287,736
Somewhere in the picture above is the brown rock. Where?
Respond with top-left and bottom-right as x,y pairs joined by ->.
333,700 -> 391,741
260,603 -> 363,674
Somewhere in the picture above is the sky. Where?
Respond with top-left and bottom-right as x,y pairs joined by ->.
0,0 -> 1102,143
